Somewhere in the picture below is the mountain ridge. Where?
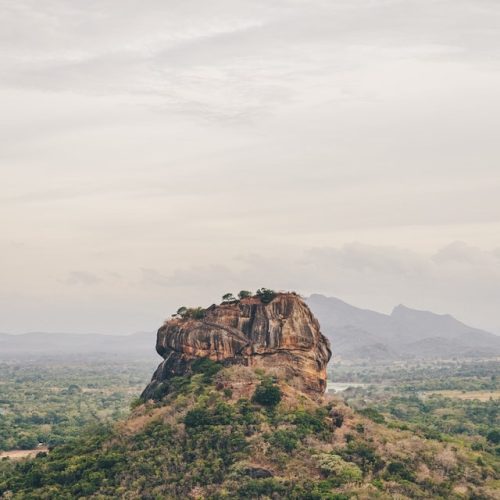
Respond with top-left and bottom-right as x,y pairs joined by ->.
2,296 -> 499,361
306,294 -> 500,360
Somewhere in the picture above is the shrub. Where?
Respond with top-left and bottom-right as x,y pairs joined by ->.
184,407 -> 211,428
129,398 -> 142,410
340,442 -> 384,474
269,429 -> 299,452
255,288 -> 277,304
486,429 -> 500,444
222,293 -> 236,303
191,357 -> 223,381
176,306 -> 206,319
238,290 -> 252,299
237,478 -> 287,498
190,307 -> 206,319
316,453 -> 362,485
184,402 -> 234,428
359,407 -> 386,424
386,461 -> 415,481
355,423 -> 365,434
252,380 -> 282,407
293,409 -> 328,435
330,408 -> 344,428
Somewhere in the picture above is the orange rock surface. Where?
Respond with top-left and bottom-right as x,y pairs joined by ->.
142,293 -> 331,399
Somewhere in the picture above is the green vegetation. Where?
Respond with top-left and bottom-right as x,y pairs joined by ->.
175,306 -> 206,319
222,293 -> 236,303
251,378 -> 282,407
0,358 -> 153,452
1,359 -> 499,498
255,288 -> 277,304
175,289 -> 280,317
334,359 -> 500,455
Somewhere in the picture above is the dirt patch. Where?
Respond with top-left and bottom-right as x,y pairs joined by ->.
0,447 -> 48,460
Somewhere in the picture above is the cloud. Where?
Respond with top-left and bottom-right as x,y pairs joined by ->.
63,271 -> 102,286
2,0 -> 499,122
141,265 -> 235,288
133,242 -> 500,333
1,1 -> 500,334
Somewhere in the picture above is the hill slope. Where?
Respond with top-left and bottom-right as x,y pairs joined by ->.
0,364 -> 498,499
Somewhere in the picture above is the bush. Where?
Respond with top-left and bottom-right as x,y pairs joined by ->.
237,478 -> 287,498
176,306 -> 206,319
191,358 -> 223,381
340,442 -> 384,474
486,429 -> 500,444
293,408 -> 328,435
269,429 -> 299,452
238,290 -> 252,299
184,402 -> 234,428
316,453 -> 362,485
255,288 -> 277,304
358,407 -> 386,424
386,461 -> 415,481
252,380 -> 282,407
330,408 -> 345,428
129,398 -> 142,410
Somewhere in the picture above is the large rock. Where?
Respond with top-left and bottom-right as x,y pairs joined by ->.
142,293 -> 331,399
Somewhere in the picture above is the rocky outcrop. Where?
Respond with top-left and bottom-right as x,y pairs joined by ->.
142,293 -> 331,399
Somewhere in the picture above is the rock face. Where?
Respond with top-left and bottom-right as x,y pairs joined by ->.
142,293 -> 331,399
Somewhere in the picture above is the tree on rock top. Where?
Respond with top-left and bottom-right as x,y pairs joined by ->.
256,288 -> 277,304
222,293 -> 236,303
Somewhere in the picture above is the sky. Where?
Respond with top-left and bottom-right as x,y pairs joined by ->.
1,0 -> 500,334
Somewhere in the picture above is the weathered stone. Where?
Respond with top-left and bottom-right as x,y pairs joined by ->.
243,467 -> 274,479
141,293 -> 331,399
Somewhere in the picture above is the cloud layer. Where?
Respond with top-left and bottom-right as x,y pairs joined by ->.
1,1 -> 499,333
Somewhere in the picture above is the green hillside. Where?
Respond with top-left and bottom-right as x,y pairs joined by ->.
1,361 -> 498,499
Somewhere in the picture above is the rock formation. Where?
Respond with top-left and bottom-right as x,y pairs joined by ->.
142,292 -> 331,399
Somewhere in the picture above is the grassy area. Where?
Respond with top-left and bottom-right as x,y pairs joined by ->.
421,390 -> 500,401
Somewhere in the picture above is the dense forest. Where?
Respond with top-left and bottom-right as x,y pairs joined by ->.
0,358 -> 155,452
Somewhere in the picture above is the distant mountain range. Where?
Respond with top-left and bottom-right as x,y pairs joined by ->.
2,295 -> 499,362
306,294 -> 500,361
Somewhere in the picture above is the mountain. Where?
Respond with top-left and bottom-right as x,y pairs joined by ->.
307,295 -> 500,361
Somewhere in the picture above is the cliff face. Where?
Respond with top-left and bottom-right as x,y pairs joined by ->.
142,293 -> 331,399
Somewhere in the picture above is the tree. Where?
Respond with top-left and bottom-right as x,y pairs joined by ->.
176,306 -> 188,317
238,290 -> 252,299
190,307 -> 206,319
486,429 -> 500,444
222,293 -> 236,303
255,288 -> 276,304
252,379 -> 282,407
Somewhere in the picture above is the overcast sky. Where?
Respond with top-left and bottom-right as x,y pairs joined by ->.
1,0 -> 500,334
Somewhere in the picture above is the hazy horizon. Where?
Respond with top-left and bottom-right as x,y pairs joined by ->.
2,1 -> 500,334
2,292 -> 499,337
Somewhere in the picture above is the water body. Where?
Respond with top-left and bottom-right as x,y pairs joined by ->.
327,382 -> 367,393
